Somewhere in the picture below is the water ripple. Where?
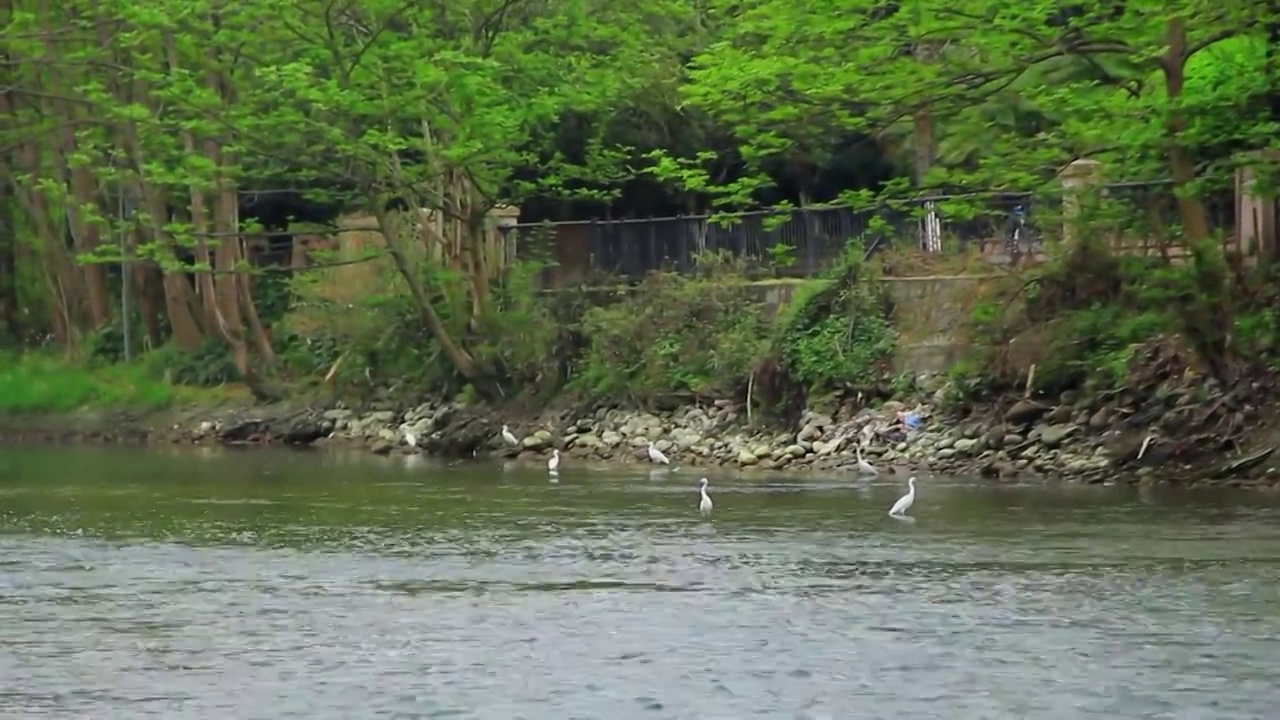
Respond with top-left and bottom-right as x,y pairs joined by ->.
1,447 -> 1279,718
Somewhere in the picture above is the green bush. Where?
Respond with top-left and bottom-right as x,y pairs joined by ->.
0,353 -> 175,414
140,339 -> 240,387
774,251 -> 895,390
957,241 -> 1250,394
573,253 -> 771,400
475,261 -> 574,396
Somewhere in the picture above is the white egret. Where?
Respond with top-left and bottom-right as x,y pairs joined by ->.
404,432 -> 418,448
888,477 -> 917,517
548,449 -> 561,474
855,442 -> 878,476
647,441 -> 670,465
501,424 -> 519,446
698,478 -> 713,517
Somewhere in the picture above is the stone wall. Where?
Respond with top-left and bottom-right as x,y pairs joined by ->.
740,275 -> 998,375
884,275 -> 1000,374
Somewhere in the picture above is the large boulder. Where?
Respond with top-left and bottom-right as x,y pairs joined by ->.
423,409 -> 496,458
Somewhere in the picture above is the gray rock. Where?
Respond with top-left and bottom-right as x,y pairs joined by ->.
1087,408 -> 1111,430
1045,405 -> 1073,423
737,449 -> 759,466
600,431 -> 622,447
522,433 -> 551,451
982,428 -> 1005,449
954,437 -> 980,455
1005,400 -> 1051,425
573,434 -> 601,450
785,444 -> 806,458
1039,423 -> 1078,449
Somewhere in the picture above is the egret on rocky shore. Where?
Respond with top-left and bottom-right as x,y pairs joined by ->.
855,443 -> 878,476
648,442 -> 670,465
501,424 -> 519,446
698,478 -> 713,517
889,477 -> 917,518
548,449 -> 561,474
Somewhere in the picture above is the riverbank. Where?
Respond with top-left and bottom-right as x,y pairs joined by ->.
6,358 -> 1278,488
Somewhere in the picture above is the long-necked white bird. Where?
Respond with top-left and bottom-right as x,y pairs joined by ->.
855,442 -> 878,476
647,441 -> 670,465
501,424 -> 519,446
404,431 -> 417,448
888,477 -> 917,517
698,477 -> 713,517
547,449 -> 561,474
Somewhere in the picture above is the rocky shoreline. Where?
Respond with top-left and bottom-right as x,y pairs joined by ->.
6,362 -> 1279,487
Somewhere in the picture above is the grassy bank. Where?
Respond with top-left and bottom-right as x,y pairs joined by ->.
0,353 -> 238,415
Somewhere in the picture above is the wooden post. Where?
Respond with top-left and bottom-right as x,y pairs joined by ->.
1059,159 -> 1104,246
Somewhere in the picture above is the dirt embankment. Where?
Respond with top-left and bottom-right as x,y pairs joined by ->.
5,346 -> 1279,489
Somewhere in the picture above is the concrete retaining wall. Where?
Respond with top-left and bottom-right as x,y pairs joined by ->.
742,275 -> 999,375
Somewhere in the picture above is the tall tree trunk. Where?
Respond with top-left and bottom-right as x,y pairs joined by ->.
132,247 -> 166,347
375,203 -> 493,393
100,17 -> 207,351
54,124 -> 111,329
0,181 -> 20,346
1268,1 -> 1280,127
13,140 -> 86,347
1158,18 -> 1211,242
0,4 -> 23,346
32,0 -> 110,332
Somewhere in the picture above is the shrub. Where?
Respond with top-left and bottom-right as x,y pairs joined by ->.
774,250 -> 895,390
573,253 -> 771,401
0,353 -> 175,414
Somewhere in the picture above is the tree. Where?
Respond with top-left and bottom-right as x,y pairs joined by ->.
671,0 -> 1274,236
2,0 -> 695,395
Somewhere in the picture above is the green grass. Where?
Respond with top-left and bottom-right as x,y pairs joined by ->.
0,353 -> 177,414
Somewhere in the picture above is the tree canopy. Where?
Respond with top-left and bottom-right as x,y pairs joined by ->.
2,0 -> 1276,391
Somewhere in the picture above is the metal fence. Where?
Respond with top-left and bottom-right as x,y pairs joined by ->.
507,182 -> 1236,282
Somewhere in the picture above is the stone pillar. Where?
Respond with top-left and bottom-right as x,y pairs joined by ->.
1059,158 -> 1104,245
1236,151 -> 1280,262
486,204 -> 521,270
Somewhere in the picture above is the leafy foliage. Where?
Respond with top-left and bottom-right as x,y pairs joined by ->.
775,254 -> 896,390
573,253 -> 772,400
0,353 -> 174,414
672,1 -> 1275,201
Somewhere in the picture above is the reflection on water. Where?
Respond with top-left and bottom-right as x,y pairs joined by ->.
2,446 -> 1280,718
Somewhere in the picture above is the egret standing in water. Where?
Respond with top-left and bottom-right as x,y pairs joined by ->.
547,449 -> 561,474
501,424 -> 519,447
698,478 -> 713,517
647,441 -> 670,465
855,442 -> 878,476
888,477 -> 916,517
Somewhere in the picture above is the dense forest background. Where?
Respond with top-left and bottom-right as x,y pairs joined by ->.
2,0 -> 1278,400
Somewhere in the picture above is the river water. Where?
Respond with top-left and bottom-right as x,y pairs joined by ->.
2,447 -> 1279,719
